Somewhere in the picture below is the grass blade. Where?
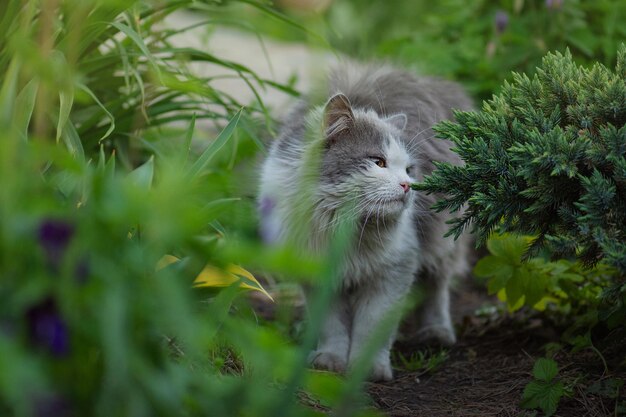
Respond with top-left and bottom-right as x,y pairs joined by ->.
14,79 -> 38,140
187,108 -> 242,179
57,86 -> 74,143
77,83 -> 116,142
128,155 -> 154,189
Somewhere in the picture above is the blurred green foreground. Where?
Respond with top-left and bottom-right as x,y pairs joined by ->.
1,0 -> 624,416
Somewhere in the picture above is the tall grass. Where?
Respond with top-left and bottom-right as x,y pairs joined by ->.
0,1 -> 380,416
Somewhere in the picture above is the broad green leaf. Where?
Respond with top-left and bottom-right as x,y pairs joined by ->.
505,267 -> 526,308
474,255 -> 513,278
533,358 -> 559,382
521,378 -> 564,417
486,234 -> 532,263
487,271 -> 513,295
187,108 -> 242,179
539,381 -> 564,416
128,156 -> 154,189
521,380 -> 545,408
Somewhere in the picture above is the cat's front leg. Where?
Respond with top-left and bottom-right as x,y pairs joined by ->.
308,300 -> 350,373
415,273 -> 456,346
348,285 -> 409,381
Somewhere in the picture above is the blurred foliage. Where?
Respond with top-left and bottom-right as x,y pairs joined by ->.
217,0 -> 625,99
325,0 -> 626,100
0,0 -> 382,416
1,0 -> 624,414
474,235 -> 617,314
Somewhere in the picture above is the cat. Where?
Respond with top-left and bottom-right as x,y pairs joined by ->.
258,63 -> 474,381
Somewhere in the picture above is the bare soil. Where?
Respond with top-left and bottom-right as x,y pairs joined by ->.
368,282 -> 626,417
249,280 -> 625,416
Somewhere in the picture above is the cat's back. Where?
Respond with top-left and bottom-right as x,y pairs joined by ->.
328,62 -> 473,122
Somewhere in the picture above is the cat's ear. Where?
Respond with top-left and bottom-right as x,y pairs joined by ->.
384,113 -> 407,131
324,93 -> 354,138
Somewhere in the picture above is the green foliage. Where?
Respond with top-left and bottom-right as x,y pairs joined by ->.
0,0 -> 290,166
474,234 -> 614,313
521,358 -> 566,416
0,1 -> 380,416
325,0 -> 625,99
394,349 -> 448,374
418,45 -> 626,285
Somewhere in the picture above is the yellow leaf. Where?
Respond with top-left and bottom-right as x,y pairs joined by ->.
156,255 -> 273,301
157,254 -> 180,270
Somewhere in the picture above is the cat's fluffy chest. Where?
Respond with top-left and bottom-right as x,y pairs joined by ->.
339,208 -> 420,290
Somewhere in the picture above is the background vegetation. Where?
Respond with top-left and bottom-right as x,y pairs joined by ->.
0,0 -> 624,416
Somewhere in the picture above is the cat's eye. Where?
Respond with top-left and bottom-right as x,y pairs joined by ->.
370,157 -> 387,168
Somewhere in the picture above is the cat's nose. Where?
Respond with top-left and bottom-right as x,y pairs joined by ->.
400,182 -> 410,193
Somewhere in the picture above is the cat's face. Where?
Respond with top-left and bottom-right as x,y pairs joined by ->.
319,93 -> 416,219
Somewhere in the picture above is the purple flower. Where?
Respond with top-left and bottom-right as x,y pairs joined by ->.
495,10 -> 509,34
38,219 -> 75,271
26,298 -> 70,357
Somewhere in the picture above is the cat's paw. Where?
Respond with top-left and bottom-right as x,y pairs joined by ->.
415,324 -> 456,346
308,351 -> 347,374
369,357 -> 393,381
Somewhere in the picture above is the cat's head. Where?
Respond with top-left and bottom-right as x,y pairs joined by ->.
317,93 -> 416,219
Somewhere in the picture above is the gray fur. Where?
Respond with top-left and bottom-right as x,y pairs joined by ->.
258,63 -> 473,381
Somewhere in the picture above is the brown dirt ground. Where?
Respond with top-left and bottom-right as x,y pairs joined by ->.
249,281 -> 626,417
368,282 -> 626,417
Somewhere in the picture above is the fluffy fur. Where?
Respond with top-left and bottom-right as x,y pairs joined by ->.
258,63 -> 473,381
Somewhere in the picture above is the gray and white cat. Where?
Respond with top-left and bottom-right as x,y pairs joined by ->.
258,63 -> 473,381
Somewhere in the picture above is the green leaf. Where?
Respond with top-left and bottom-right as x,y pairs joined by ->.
109,21 -> 161,78
77,83 -> 115,142
533,358 -> 558,382
14,79 -> 38,140
486,234 -> 531,263
187,108 -> 242,179
56,86 -> 74,143
523,269 -> 548,308
128,156 -> 154,189
505,267 -> 527,308
474,254 -> 516,295
521,379 -> 564,417
181,113 -> 196,164
61,120 -> 85,163
473,255 -> 513,278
